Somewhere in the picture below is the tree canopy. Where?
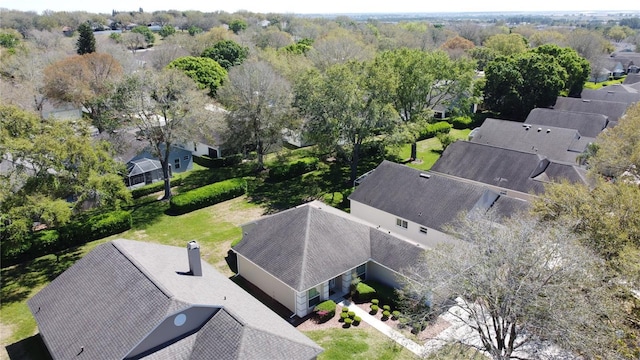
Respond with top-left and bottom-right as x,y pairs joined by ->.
484,51 -> 566,120
532,44 -> 590,97
131,25 -> 155,46
400,213 -> 618,360
201,40 -> 249,70
166,56 -> 227,96
0,104 -> 130,250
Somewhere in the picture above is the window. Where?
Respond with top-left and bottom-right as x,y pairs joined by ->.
183,155 -> 189,161
356,264 -> 366,280
419,226 -> 428,234
174,158 -> 180,169
308,288 -> 320,308
396,218 -> 408,229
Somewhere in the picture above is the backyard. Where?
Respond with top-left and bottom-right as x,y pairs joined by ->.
1,129 -> 475,359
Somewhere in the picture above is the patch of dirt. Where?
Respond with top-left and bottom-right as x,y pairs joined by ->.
208,196 -> 266,225
416,317 -> 452,342
0,322 -> 15,360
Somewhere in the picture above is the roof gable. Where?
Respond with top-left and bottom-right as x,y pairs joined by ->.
28,240 -> 322,360
551,97 -> 629,122
580,88 -> 640,105
349,161 -> 529,231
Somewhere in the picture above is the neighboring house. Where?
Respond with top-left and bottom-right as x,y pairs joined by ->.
349,161 -> 529,240
470,118 -> 595,164
623,73 -> 640,85
526,107 -> 609,138
40,100 -> 82,121
176,135 -> 223,159
551,97 -> 629,123
282,128 -> 314,148
131,145 -> 193,174
28,239 -> 323,360
581,87 -> 640,105
233,200 -> 426,318
125,158 -> 163,189
430,142 -> 590,198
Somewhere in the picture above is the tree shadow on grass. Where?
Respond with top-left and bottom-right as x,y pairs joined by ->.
126,197 -> 170,230
5,333 -> 51,360
1,249 -> 81,305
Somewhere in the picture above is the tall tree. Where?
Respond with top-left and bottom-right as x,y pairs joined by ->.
76,21 -> 96,55
44,52 -> 123,132
484,52 -> 566,120
483,33 -> 528,56
400,213 -> 618,360
217,59 -> 293,170
295,61 -> 398,182
112,69 -> 209,199
532,44 -> 590,97
373,48 -> 476,160
0,104 -> 130,250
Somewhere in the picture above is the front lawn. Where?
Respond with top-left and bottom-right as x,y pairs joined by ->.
395,129 -> 472,171
304,327 -> 418,360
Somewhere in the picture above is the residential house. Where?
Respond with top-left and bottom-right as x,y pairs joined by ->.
551,97 -> 629,123
526,108 -> 609,138
28,239 -> 323,360
470,118 -> 595,164
349,160 -> 529,241
581,87 -> 640,105
623,74 -> 640,85
233,200 -> 426,318
430,142 -> 589,198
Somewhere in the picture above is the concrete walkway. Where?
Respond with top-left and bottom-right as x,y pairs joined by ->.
337,299 -> 425,357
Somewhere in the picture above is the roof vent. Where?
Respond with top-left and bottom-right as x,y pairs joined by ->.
537,127 -> 542,132
546,129 -> 551,133
419,173 -> 431,179
582,99 -> 590,102
187,241 -> 202,276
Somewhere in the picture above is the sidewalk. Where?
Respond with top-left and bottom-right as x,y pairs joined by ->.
337,299 -> 425,357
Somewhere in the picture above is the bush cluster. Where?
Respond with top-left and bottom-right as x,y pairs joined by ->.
268,158 -> 319,182
169,178 -> 246,214
450,116 -> 473,129
313,300 -> 336,323
1,210 -> 132,265
418,121 -> 452,140
131,177 -> 184,199
193,154 -> 242,169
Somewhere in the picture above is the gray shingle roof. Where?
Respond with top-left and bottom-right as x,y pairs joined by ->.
470,118 -> 595,163
525,107 -> 609,137
127,158 -> 162,176
551,97 -> 629,122
580,88 -> 640,105
430,142 -> 589,195
234,201 -> 424,292
349,161 -> 529,232
28,240 -> 322,360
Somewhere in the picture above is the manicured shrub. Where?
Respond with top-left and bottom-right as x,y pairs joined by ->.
340,312 -> 349,321
343,318 -> 353,327
169,178 -> 246,214
392,310 -> 401,320
383,305 -> 391,311
398,318 -> 408,329
353,316 -> 361,325
267,157 -> 319,182
342,307 -> 349,313
355,282 -> 376,302
450,116 -> 473,129
313,300 -> 336,323
370,304 -> 379,315
371,299 -> 379,305
348,311 -> 356,318
418,121 -> 452,140
382,310 -> 391,319
193,154 -> 242,168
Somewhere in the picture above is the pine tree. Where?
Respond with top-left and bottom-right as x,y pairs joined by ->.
76,22 -> 96,55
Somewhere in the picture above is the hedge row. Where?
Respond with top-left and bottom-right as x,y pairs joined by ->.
1,210 -> 132,265
450,116 -> 473,130
313,300 -> 337,323
418,121 -> 452,140
193,154 -> 243,169
131,177 -> 184,199
268,157 -> 319,182
354,282 -> 377,302
169,178 -> 246,214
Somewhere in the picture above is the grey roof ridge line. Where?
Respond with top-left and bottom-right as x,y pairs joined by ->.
428,171 -> 536,199
112,240 -> 174,299
297,206 -> 313,290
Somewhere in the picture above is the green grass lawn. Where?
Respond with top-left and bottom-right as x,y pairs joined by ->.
583,77 -> 626,90
395,129 -> 471,171
304,327 -> 418,360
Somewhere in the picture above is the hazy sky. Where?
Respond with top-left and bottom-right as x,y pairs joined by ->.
2,0 -> 639,15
